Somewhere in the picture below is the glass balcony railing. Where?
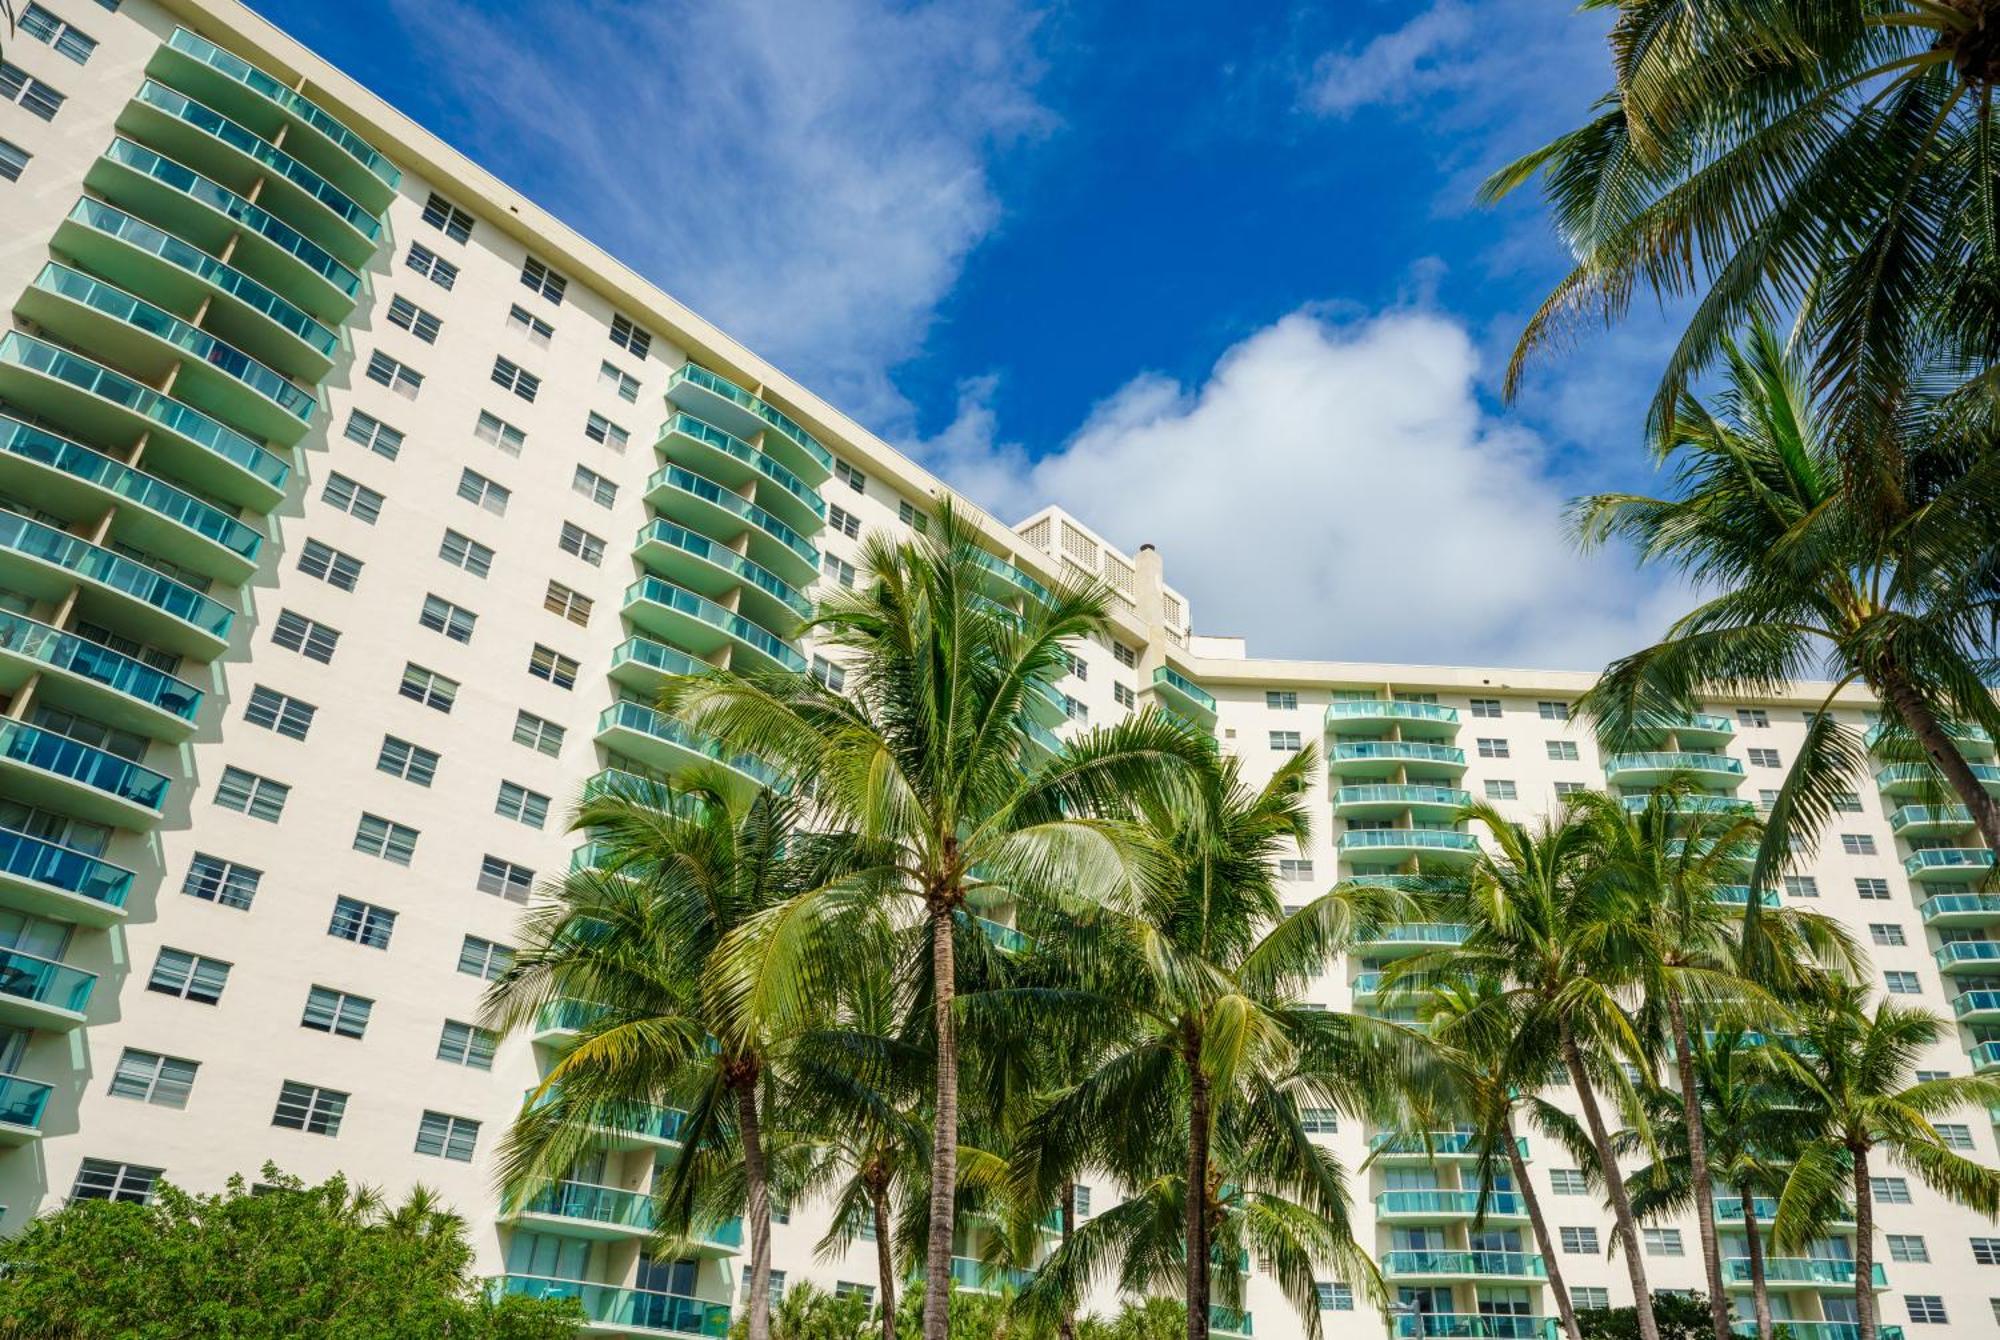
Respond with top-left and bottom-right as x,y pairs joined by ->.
634,520 -> 812,622
1152,665 -> 1217,714
0,720 -> 170,814
950,1256 -> 1035,1294
1335,785 -> 1472,812
1381,1251 -> 1546,1279
1332,741 -> 1468,767
658,414 -> 825,521
596,702 -> 784,791
967,547 -> 1052,605
1339,830 -> 1479,855
522,1087 -> 688,1144
1866,721 -> 1993,753
0,609 -> 203,723
1890,805 -> 1975,836
1713,885 -> 1781,907
534,999 -> 609,1037
0,825 -> 134,910
515,1180 -> 654,1231
1905,848 -> 1995,879
1714,1196 -> 1853,1225
1604,751 -> 1745,779
0,504 -> 235,646
1876,762 -> 2000,795
1971,1040 -> 2000,1071
1368,1131 -> 1525,1159
1621,793 -> 1756,817
1920,894 -> 2000,925
1395,1314 -> 1553,1340
1938,940 -> 2000,969
647,464 -> 819,572
0,945 -> 96,1015
1209,1306 -> 1253,1337
610,636 -> 708,682
1359,923 -> 1471,946
975,915 -> 1030,952
1325,699 -> 1461,730
623,576 -> 806,673
1375,1190 -> 1527,1217
1731,1325 -> 1903,1340
493,1276 -> 732,1337
0,1073 -> 51,1131
666,364 -> 833,476
1955,990 -> 2000,1018
1721,1257 -> 1883,1287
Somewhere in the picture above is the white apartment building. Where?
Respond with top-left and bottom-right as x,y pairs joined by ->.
0,2 -> 1992,1337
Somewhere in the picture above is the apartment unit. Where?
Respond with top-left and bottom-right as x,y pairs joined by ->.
0,1 -> 1992,1337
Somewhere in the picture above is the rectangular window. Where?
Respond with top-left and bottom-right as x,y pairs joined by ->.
182,852 -> 259,910
386,294 -> 441,344
495,781 -> 550,829
1485,779 -> 1518,800
272,1081 -> 346,1136
1560,1226 -> 1598,1254
1872,1176 -> 1913,1204
543,581 -> 593,627
1477,738 -> 1510,758
1265,690 -> 1298,710
1549,1169 -> 1589,1195
415,1110 -> 479,1161
836,1282 -> 875,1305
20,5 -> 96,63
1574,1289 -> 1610,1312
571,464 -> 616,508
1114,683 -> 1135,709
365,349 -> 423,398
439,529 -> 494,578
419,594 -> 477,644
0,61 -> 65,120
1642,1227 -> 1684,1257
898,499 -> 929,532
1842,833 -> 1878,856
1546,740 -> 1580,761
1972,1237 -> 2000,1265
1278,859 -> 1314,881
1538,700 -> 1570,720
513,711 -> 565,757
584,410 -> 630,448
71,1159 -> 160,1204
1889,1235 -> 1930,1263
1907,1296 -> 1947,1325
822,555 -> 856,588
1315,1283 -> 1353,1312
0,136 -> 27,182
421,191 -> 474,242
478,855 -> 536,903
828,504 -> 860,539
475,409 -> 527,455
528,645 -> 579,690
1832,791 -> 1864,813
1737,707 -> 1770,727
376,736 -> 440,787
437,1020 -> 498,1070
457,467 -> 510,515
1783,875 -> 1820,898
505,304 -> 553,346
298,538 -> 363,591
1113,643 -> 1137,669
108,1049 -> 197,1108
148,947 -> 228,1004
610,314 -> 652,359
404,241 -> 458,290
520,256 -> 567,303
1937,1123 -> 1975,1151
243,685 -> 315,741
1554,781 -> 1586,796
1469,697 -> 1502,718
321,472 -> 384,524
1885,971 -> 1922,995
559,522 -> 605,566
1749,747 -> 1781,768
834,459 -> 866,493
328,896 -> 396,950
1299,1107 -> 1337,1133
1269,730 -> 1303,752
458,935 -> 513,980
1758,789 -> 1781,811
598,361 -> 640,403
1868,924 -> 1906,947
399,663 -> 458,713
1857,877 -> 1891,900
491,356 -> 540,402
301,985 -> 372,1039
343,408 -> 403,460
354,814 -> 420,866
214,766 -> 288,822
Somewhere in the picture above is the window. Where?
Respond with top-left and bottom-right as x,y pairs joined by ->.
836,1282 -> 875,1305
108,1049 -> 197,1108
1550,1169 -> 1589,1195
1642,1227 -> 1684,1257
20,5 -> 95,63
1270,730 -> 1303,752
1737,707 -> 1769,727
1477,738 -> 1510,758
1889,1235 -> 1930,1263
399,663 -> 458,712
898,499 -> 929,532
1758,789 -> 1781,811
439,529 -> 494,578
1573,1289 -> 1610,1312
71,1159 -> 159,1204
215,766 -> 288,822
1538,700 -> 1570,720
1972,1237 -> 2000,1265
1485,779 -> 1518,800
1832,791 -> 1864,812
491,356 -> 540,402
1937,1123 -> 1975,1151
354,814 -> 420,866
415,1110 -> 479,1161
1872,1176 -> 1913,1203
584,410 -> 630,449
1560,1226 -> 1599,1254
475,409 -> 526,455
1265,690 -> 1298,710
343,408 -> 403,460
834,459 -> 866,493
0,62 -> 64,120
1114,683 -> 1135,709
520,256 -> 567,303
1869,924 -> 1906,947
828,504 -> 860,539
328,896 -> 396,949
243,685 -> 315,741
505,304 -> 553,345
301,986 -> 372,1039
1547,740 -> 1580,761
420,594 -> 477,644
457,467 -> 510,515
1783,875 -> 1820,898
1470,697 -> 1502,718
1857,877 -> 1891,899
1299,1107 -> 1336,1133
571,464 -> 616,508
1907,1296 -> 1947,1325
365,349 -> 423,398
421,191 -> 474,242
437,1020 -> 498,1069
1114,643 -> 1136,669
1885,970 -> 1921,994
298,538 -> 363,591
822,555 -> 856,588
404,241 -> 458,289
514,711 -> 565,757
1554,781 -> 1586,796
1074,1186 -> 1093,1217
495,781 -> 550,829
1749,747 -> 1781,768
273,1081 -> 346,1136
183,853 -> 259,909
1279,859 -> 1315,881
386,294 -> 441,344
458,935 -> 513,980
528,645 -> 579,690
544,581 -> 592,626
321,473 -> 384,524
0,136 -> 26,182
377,736 -> 439,787
478,855 -> 535,903
741,1268 -> 788,1305
148,947 -> 228,1004
598,361 -> 640,403
610,314 -> 652,359
1917,1069 -> 1950,1083
559,522 -> 605,566
1838,833 -> 1879,857
798,658 -> 845,697
1315,1283 -> 1353,1312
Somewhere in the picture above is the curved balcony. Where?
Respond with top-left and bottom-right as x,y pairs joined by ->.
0,946 -> 95,1030
1325,699 -> 1462,740
1904,847 -> 1995,884
1954,989 -> 2000,1022
0,609 -> 202,738
1630,712 -> 1737,748
1866,720 -> 1995,759
1380,1251 -> 1546,1282
1891,805 -> 1975,839
52,199 -> 339,382
1396,1314 -> 1553,1340
1731,1325 -> 1901,1340
531,998 -> 608,1048
120,80 -> 381,266
665,364 -> 833,483
494,1276 -> 731,1337
1876,762 -> 2000,798
622,577 -> 805,676
505,1180 -> 655,1240
1721,1257 -> 1884,1290
1715,1196 -> 1852,1226
1334,785 -> 1471,820
0,1074 -> 51,1143
0,720 -> 170,827
1331,741 -> 1468,780
1209,1307 -> 1252,1338
632,519 -> 811,633
0,825 -> 132,927
85,138 -> 362,321
521,1085 -> 686,1152
976,915 -> 1030,953
1339,829 -> 1480,866
1621,793 -> 1757,820
951,1257 -> 1036,1296
655,413 -> 825,534
0,333 -> 288,512
1020,715 -> 1065,758
1150,665 -> 1217,724
596,701 -> 783,794
1369,1131 -> 1526,1162
0,505 -> 234,659
152,28 -> 401,211
1354,923 -> 1470,957
1921,894 -> 2000,928
609,635 -> 711,697
1938,940 -> 2000,974
645,463 -> 819,587
1603,751 -> 1744,788
969,547 -> 1052,606
1713,885 -> 1780,908
1374,1189 -> 1529,1223
1972,1040 -> 2000,1073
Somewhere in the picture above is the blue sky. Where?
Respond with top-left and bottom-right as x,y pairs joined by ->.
248,0 -> 1691,668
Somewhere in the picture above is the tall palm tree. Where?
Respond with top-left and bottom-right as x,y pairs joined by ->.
668,500 -> 1205,1340
1767,984 -> 2000,1340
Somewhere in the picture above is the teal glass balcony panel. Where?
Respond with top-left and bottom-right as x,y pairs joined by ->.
1338,829 -> 1479,860
1020,714 -> 1065,758
121,81 -> 381,265
1621,793 -> 1757,818
0,1073 -> 51,1141
22,264 -> 314,446
521,1085 -> 687,1149
1713,885 -> 1781,907
1921,894 -> 2000,927
1343,873 -> 1449,892
1333,785 -> 1473,818
596,701 -> 784,793
1721,1257 -> 1884,1289
1973,1040 -> 2000,1072
622,576 -> 806,676
581,767 -> 691,813
656,413 -> 826,532
1732,1326 -> 1901,1340
494,1276 -> 731,1337
950,1256 -> 1035,1295
533,998 -> 609,1045
1330,741 -> 1469,778
1210,1306 -> 1253,1337
53,200 -> 339,382
1324,698 -> 1462,739
1351,971 -> 1385,997
0,945 -> 95,1028
85,139 -> 361,321
1369,1130 -> 1526,1161
1603,751 -> 1745,786
0,719 -> 171,826
509,1181 -> 655,1239
645,463 -> 819,586
1396,1314 -> 1554,1340
0,504 -> 234,658
1356,923 -> 1471,957
608,635 -> 713,697
1891,805 -> 1977,839
665,364 -> 833,482
1956,990 -> 2000,1021
1374,1190 -> 1529,1220
153,29 -> 401,209
1380,1251 -> 1546,1280
1937,940 -> 2000,973
1876,762 -> 2000,797
0,608 -> 203,737
1905,847 -> 1996,883
1151,665 -> 1217,721
1630,712 -> 1736,747
967,547 -> 1052,606
1714,1196 -> 1852,1225
0,333 -> 288,512
0,414 -> 261,582
1866,720 -> 1995,757
632,518 -> 812,628
0,824 -> 133,926
975,915 -> 1030,952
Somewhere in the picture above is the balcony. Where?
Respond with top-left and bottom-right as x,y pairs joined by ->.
646,464 -> 819,587
1972,1040 -> 2000,1072
1020,714 -> 1065,758
1380,1251 -> 1546,1282
1369,1131 -> 1524,1162
531,999 -> 608,1048
0,946 -> 95,1030
1921,894 -> 2000,928
608,636 -> 712,698
0,414 -> 263,582
1866,721 -> 1995,758
151,28 -> 401,212
1732,1326 -> 1902,1340
1630,713 -> 1737,748
1210,1307 -> 1253,1338
1876,763 -> 2000,798
0,825 -> 133,926
1354,923 -> 1471,956
1396,1314 -> 1554,1340
1955,990 -> 2000,1022
0,506 -> 234,659
968,548 -> 1052,607
0,1073 -> 51,1144
496,1276 -> 730,1337
1936,940 -> 2000,974
1334,785 -> 1472,820
665,365 -> 834,484
975,915 -> 1030,953
1720,1257 -> 1884,1290
1324,699 -> 1462,740
631,520 -> 811,632
1339,829 -> 1479,866
1621,793 -> 1757,820
1330,741 -> 1469,780
950,1257 -> 1035,1295
595,702 -> 783,793
85,138 -> 362,321
1603,751 -> 1744,788
521,1086 -> 687,1152
622,577 -> 805,676
0,720 -> 169,827
1904,848 -> 1995,884
505,1181 -> 655,1240
1714,1196 -> 1852,1226
1374,1190 -> 1529,1223
655,414 -> 825,534
0,609 -> 202,738
1150,666 -> 1217,724
1890,805 -> 1976,840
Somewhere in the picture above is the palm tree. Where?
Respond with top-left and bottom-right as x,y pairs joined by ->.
484,770 -> 826,1340
1767,984 -> 2000,1340
667,500 -> 1205,1340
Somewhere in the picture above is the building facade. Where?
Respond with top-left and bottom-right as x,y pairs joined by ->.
0,1 -> 1992,1336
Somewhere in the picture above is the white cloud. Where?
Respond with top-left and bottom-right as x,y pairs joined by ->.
912,308 -> 1689,670
1304,2 -> 1473,118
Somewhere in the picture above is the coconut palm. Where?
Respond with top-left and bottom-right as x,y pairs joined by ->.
666,500 -> 1207,1340
1766,984 -> 2000,1340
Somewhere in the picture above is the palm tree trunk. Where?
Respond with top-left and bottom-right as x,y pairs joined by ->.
1185,1022 -> 1212,1340
1877,663 -> 2000,855
1059,1182 -> 1077,1340
1507,1115 -> 1582,1340
1851,1145 -> 1878,1340
1561,1029 -> 1660,1340
873,1184 -> 897,1340
1665,993 -> 1732,1340
736,1079 -> 774,1340
1740,1185 -> 1770,1340
923,905 -> 959,1340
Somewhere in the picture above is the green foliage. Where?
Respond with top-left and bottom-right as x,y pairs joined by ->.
1575,1293 -> 1717,1340
0,1165 -> 578,1339
729,1283 -> 875,1340
1076,1298 -> 1188,1340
